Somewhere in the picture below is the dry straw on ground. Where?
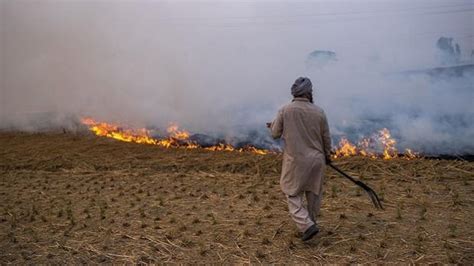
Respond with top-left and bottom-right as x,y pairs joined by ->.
0,132 -> 473,263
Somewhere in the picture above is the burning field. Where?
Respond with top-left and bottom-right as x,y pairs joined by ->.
0,129 -> 473,264
2,0 -> 473,264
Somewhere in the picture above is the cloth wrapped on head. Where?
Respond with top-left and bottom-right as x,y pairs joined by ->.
291,77 -> 313,97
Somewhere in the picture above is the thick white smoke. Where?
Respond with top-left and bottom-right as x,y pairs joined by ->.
1,0 -> 473,154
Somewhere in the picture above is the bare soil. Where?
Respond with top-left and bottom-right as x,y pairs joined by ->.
0,132 -> 473,264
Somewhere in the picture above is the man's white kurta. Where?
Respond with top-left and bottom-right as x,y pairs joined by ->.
271,98 -> 332,196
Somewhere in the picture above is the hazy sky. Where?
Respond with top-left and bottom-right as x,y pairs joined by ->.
1,0 -> 473,153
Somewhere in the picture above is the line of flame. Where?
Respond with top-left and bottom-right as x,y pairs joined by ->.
81,118 -> 417,159
81,117 -> 268,155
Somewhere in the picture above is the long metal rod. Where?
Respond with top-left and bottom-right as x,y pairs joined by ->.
328,162 -> 384,210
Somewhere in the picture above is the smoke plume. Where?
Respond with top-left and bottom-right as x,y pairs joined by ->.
1,0 -> 473,154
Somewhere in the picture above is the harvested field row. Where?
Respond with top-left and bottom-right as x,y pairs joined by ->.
0,132 -> 473,263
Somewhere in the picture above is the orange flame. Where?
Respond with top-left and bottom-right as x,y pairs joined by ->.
81,118 -> 158,145
205,143 -> 235,152
167,122 -> 191,140
333,138 -> 357,158
81,117 -> 267,154
378,128 -> 397,160
81,118 -> 415,159
333,128 -> 418,160
404,148 -> 418,159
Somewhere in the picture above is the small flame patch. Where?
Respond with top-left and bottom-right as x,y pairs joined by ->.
333,128 -> 418,159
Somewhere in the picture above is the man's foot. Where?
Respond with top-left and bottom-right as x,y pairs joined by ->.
301,224 -> 319,241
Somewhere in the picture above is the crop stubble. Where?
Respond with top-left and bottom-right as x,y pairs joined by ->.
0,132 -> 473,263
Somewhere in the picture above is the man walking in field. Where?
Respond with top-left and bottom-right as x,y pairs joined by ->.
269,77 -> 332,241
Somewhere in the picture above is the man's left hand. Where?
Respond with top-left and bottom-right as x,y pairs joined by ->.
325,156 -> 332,165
